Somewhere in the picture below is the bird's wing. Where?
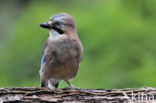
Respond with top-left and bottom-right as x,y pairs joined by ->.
43,39 -> 48,55
41,40 -> 48,65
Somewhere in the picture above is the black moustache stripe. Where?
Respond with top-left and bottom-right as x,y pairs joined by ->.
52,27 -> 64,34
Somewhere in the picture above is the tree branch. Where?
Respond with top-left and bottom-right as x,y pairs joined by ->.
0,87 -> 156,102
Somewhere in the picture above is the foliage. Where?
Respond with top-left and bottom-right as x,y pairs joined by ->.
1,0 -> 156,89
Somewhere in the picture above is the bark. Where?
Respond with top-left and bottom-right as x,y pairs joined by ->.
0,87 -> 156,103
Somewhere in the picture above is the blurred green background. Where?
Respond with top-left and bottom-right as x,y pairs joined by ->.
0,0 -> 156,89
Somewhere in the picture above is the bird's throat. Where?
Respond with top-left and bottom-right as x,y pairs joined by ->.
49,30 -> 63,41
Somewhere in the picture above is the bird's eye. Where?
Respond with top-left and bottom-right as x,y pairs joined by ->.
56,22 -> 60,25
54,22 -> 59,25
54,22 -> 63,27
52,22 -> 64,34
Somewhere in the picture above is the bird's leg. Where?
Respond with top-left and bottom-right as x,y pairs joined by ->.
40,78 -> 48,89
47,80 -> 57,90
41,79 -> 53,91
41,80 -> 48,87
65,80 -> 75,88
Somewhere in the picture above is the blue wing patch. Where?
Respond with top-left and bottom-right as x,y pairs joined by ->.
41,53 -> 45,65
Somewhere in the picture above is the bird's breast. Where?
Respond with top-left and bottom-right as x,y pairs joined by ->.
43,39 -> 82,79
45,37 -> 82,65
41,37 -> 83,80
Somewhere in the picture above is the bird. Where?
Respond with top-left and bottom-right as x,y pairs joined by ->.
39,13 -> 83,90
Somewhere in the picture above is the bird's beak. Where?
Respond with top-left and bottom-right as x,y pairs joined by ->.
40,23 -> 51,29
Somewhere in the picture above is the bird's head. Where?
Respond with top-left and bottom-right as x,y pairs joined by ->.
40,13 -> 76,34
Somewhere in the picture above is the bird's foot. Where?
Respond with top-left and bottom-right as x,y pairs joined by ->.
63,80 -> 81,91
64,86 -> 80,89
63,86 -> 73,90
48,85 -> 57,91
41,86 -> 58,93
43,87 -> 62,94
63,86 -> 81,92
41,87 -> 51,91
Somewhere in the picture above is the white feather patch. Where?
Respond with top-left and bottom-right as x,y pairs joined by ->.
49,30 -> 64,41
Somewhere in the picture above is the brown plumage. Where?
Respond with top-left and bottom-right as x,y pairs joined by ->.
39,13 -> 83,90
